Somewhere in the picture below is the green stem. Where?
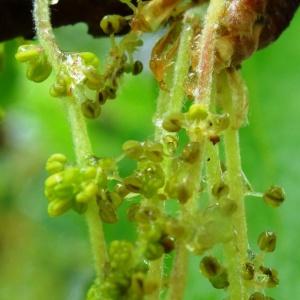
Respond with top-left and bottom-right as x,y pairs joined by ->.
33,0 -> 107,279
222,72 -> 248,300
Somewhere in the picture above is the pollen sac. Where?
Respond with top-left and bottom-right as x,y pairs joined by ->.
212,181 -> 229,199
162,112 -> 183,132
144,142 -> 164,162
242,262 -> 255,280
263,185 -> 285,208
81,100 -> 101,119
200,256 -> 222,278
123,176 -> 143,193
249,292 -> 265,300
132,60 -> 143,75
259,266 -> 279,288
122,140 -> 144,160
100,15 -> 128,35
181,142 -> 201,164
257,231 -> 277,252
209,269 -> 229,289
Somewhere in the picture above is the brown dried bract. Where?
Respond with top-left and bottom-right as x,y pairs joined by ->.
218,0 -> 300,66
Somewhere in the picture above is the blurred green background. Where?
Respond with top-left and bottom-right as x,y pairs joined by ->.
0,9 -> 300,300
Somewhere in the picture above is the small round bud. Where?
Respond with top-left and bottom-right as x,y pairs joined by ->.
122,140 -> 143,160
79,52 -> 100,68
162,112 -> 183,132
259,266 -> 279,288
15,44 -> 41,62
242,262 -> 255,280
188,103 -> 208,120
132,60 -> 143,75
181,142 -> 201,164
263,185 -> 285,208
200,256 -> 222,278
26,60 -> 52,83
249,292 -> 265,300
257,231 -> 277,252
45,173 -> 63,188
48,198 -> 72,217
100,15 -> 127,35
81,166 -> 97,179
81,100 -> 101,119
84,66 -> 101,90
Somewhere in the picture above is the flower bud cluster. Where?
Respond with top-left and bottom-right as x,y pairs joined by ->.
91,240 -> 154,300
44,154 -> 123,221
15,44 -> 52,82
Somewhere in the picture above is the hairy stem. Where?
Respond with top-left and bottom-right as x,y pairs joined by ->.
222,71 -> 248,300
34,0 -> 108,279
165,13 -> 194,300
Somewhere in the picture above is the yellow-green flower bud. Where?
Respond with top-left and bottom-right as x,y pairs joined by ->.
257,231 -> 277,252
84,66 -> 102,90
15,44 -> 41,62
81,166 -> 97,180
79,52 -> 100,68
263,185 -> 285,208
46,153 -> 67,174
45,173 -> 63,189
63,167 -> 80,184
122,140 -> 143,160
46,160 -> 65,174
48,198 -> 72,217
188,103 -> 208,121
81,100 -> 101,119
26,59 -> 52,83
162,112 -> 183,132
100,15 -> 127,35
